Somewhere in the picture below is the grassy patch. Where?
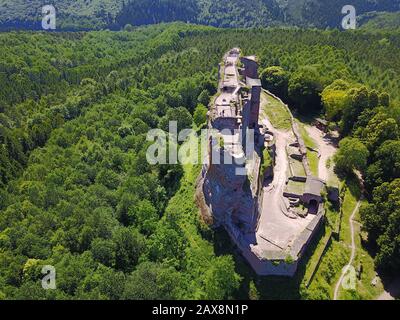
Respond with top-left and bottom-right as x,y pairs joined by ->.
289,158 -> 307,178
339,178 -> 360,244
304,241 -> 350,299
285,180 -> 306,195
261,148 -> 273,176
296,122 -> 316,149
303,228 -> 333,288
325,200 -> 340,231
166,151 -> 204,245
261,92 -> 292,130
307,152 -> 319,177
350,244 -> 383,300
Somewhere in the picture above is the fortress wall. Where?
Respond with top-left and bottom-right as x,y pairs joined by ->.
240,240 -> 298,276
290,210 -> 325,259
243,249 -> 298,277
250,86 -> 261,127
248,150 -> 262,231
241,100 -> 252,148
241,57 -> 259,79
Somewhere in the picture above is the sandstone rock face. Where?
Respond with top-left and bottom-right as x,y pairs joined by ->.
202,161 -> 258,236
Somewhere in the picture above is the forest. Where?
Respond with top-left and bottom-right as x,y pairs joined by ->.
1,23 -> 400,299
0,0 -> 399,30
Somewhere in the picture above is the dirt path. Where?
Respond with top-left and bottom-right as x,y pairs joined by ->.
304,126 -> 337,182
333,200 -> 362,300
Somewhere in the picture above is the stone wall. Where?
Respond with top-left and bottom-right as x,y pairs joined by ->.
250,86 -> 261,127
240,57 -> 258,79
201,158 -> 258,234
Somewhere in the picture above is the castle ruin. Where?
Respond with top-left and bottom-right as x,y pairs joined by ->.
196,48 -> 326,276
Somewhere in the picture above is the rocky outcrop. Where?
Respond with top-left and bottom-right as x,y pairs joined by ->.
201,161 -> 259,235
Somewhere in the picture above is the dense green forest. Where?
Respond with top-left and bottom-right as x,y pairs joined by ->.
1,23 -> 400,299
1,0 -> 399,30
359,12 -> 400,30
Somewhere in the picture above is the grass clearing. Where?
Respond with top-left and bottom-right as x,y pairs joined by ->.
289,158 -> 307,178
307,152 -> 319,177
339,178 -> 360,244
296,218 -> 361,300
261,148 -> 273,176
303,227 -> 333,287
304,240 -> 350,299
285,180 -> 305,195
261,92 -> 292,130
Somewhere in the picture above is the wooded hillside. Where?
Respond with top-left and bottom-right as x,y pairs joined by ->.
1,23 -> 400,299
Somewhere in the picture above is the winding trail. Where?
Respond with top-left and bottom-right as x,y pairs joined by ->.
333,200 -> 362,300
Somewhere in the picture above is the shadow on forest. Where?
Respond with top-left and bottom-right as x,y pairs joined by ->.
293,113 -> 318,125
212,221 -> 328,300
379,274 -> 400,299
